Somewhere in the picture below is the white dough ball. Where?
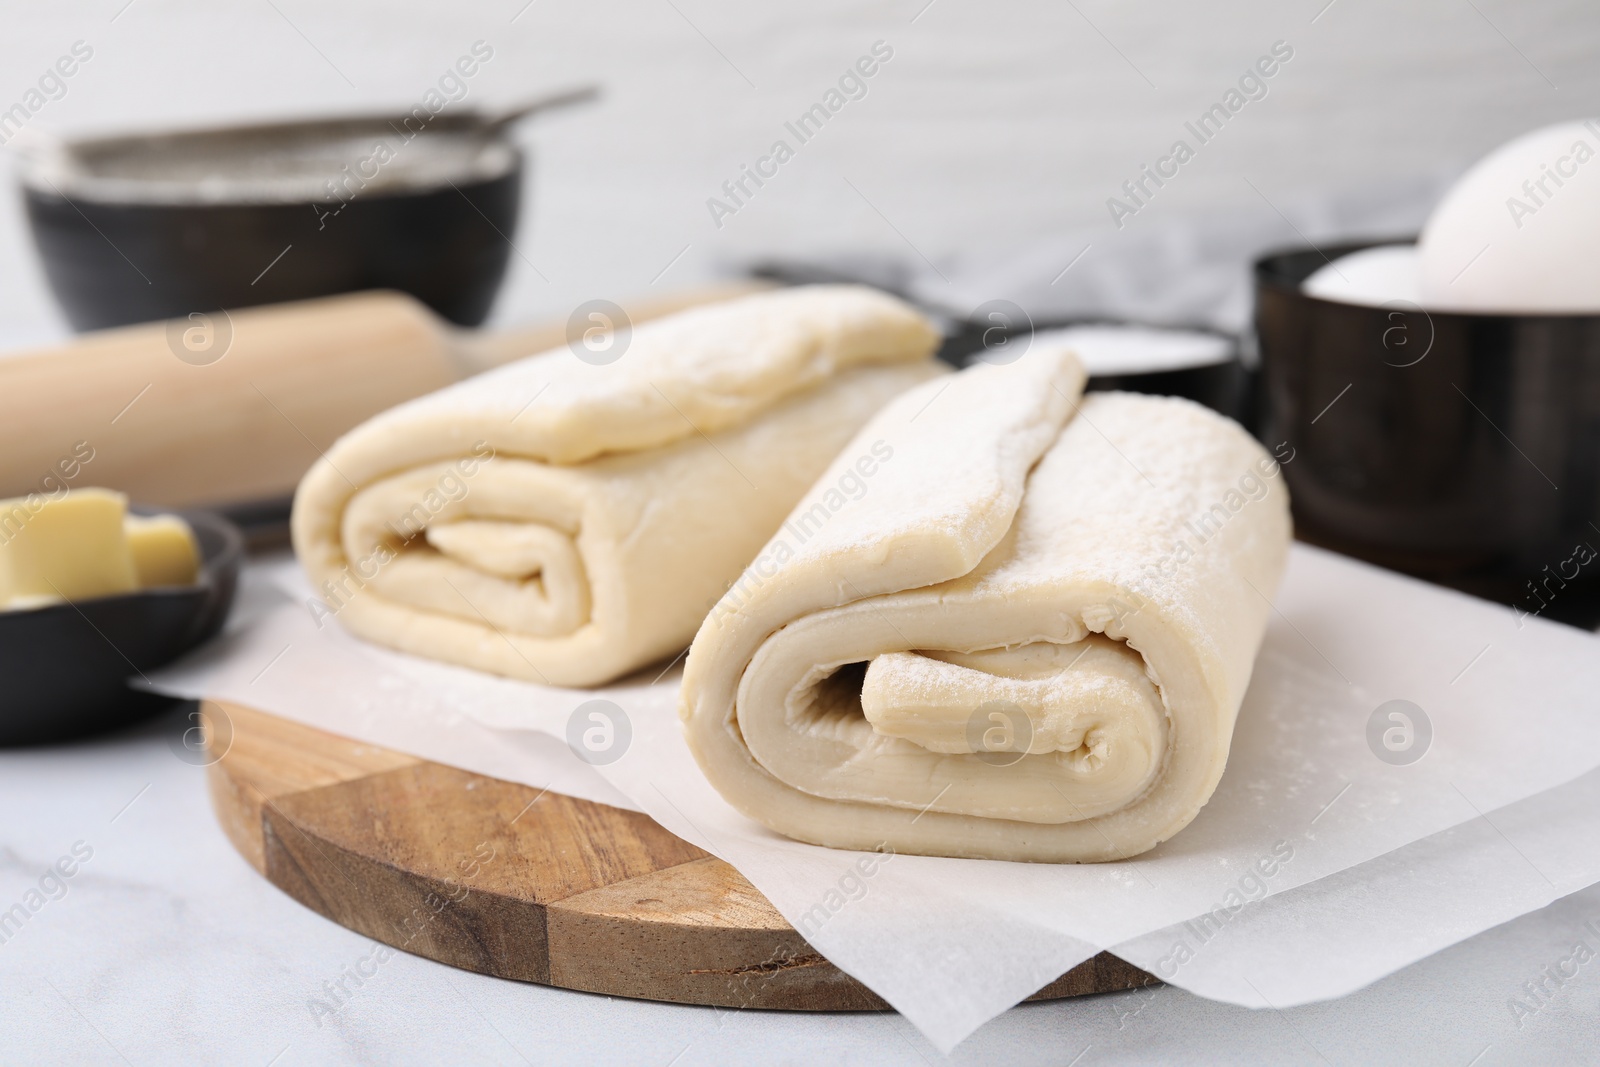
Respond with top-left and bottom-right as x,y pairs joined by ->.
1418,119 -> 1600,312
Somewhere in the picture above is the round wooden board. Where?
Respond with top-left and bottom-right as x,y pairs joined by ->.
203,699 -> 1156,1010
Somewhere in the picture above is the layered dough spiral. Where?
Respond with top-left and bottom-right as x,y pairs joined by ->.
680,347 -> 1291,861
291,286 -> 943,688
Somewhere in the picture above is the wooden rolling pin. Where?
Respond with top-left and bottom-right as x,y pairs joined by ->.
0,284 -> 765,510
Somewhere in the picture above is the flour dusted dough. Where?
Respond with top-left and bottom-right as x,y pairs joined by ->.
292,286 -> 943,687
680,348 -> 1290,861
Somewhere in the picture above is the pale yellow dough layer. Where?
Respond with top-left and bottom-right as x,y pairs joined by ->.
680,348 -> 1291,862
291,286 -> 944,688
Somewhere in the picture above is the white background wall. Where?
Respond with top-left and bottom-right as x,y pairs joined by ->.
1,0 -> 1594,344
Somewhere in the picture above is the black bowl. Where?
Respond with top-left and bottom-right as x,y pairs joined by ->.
940,318 -> 1248,421
21,113 -> 522,331
744,261 -> 1247,419
1256,241 -> 1600,625
0,508 -> 242,745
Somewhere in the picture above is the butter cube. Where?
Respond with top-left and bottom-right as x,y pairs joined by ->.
0,488 -> 138,605
124,514 -> 201,588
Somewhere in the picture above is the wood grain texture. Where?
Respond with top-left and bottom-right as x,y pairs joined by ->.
205,700 -> 1157,1010
0,282 -> 775,510
0,293 -> 459,508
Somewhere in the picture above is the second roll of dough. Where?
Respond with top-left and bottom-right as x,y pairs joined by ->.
291,286 -> 943,687
681,347 -> 1291,862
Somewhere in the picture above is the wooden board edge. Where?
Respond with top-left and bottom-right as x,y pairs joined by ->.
205,701 -> 1160,1011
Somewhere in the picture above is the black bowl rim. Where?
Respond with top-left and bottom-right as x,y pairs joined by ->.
943,316 -> 1243,375
45,107 -> 510,156
1254,236 -> 1600,325
1020,316 -> 1241,348
20,150 -> 525,210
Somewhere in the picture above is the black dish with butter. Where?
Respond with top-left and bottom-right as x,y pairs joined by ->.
0,508 -> 241,745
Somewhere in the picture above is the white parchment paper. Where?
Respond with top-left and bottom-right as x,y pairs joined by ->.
147,544 -> 1600,1052
1112,758 -> 1600,1009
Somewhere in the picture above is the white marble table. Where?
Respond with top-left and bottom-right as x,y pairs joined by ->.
0,699 -> 1594,1066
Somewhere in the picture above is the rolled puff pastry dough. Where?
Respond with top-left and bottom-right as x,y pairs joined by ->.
291,285 -> 944,687
680,347 -> 1291,862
